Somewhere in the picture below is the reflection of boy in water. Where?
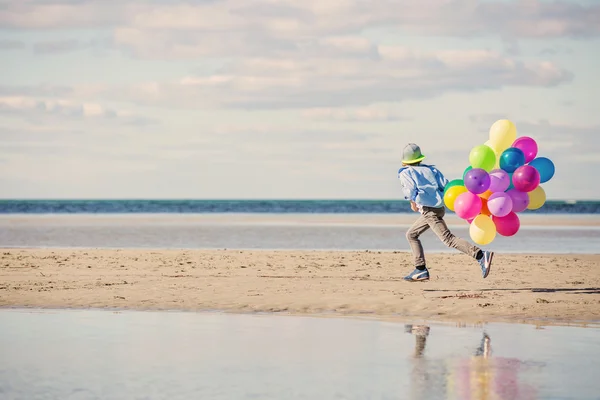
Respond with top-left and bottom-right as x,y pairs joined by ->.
405,324 -> 449,400
405,324 -> 430,357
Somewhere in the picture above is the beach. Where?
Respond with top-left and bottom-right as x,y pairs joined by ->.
2,248 -> 599,324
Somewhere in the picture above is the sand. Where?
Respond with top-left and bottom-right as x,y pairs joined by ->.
2,249 -> 599,325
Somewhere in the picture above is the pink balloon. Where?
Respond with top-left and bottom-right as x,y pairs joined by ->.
506,189 -> 530,212
488,169 -> 510,193
512,136 -> 538,163
512,165 -> 541,193
493,212 -> 520,236
487,192 -> 513,217
454,192 -> 482,220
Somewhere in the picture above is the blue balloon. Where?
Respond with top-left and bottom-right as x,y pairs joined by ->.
505,172 -> 514,191
529,157 -> 555,183
500,147 -> 526,173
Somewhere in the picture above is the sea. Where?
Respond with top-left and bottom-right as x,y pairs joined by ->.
0,199 -> 599,253
1,199 -> 599,214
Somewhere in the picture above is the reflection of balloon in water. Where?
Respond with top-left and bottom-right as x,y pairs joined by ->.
512,136 -> 538,163
444,185 -> 468,211
512,165 -> 540,193
506,188 -> 530,212
469,145 -> 496,171
493,212 -> 520,236
529,157 -> 555,183
444,179 -> 464,195
487,192 -> 513,217
527,186 -> 546,210
488,169 -> 510,193
500,147 -> 526,173
454,192 -> 482,220
470,214 -> 497,245
489,119 -> 517,152
464,168 -> 491,194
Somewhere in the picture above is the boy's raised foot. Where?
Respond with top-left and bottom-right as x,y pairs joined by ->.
479,250 -> 494,278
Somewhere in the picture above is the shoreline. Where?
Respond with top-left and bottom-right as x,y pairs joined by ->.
2,305 -> 599,329
2,212 -> 600,227
2,248 -> 599,326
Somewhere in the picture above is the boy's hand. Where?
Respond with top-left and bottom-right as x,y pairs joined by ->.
410,201 -> 419,212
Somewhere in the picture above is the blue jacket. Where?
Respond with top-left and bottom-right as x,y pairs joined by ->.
398,164 -> 449,208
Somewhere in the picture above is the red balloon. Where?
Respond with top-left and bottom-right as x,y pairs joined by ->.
512,165 -> 540,193
493,212 -> 520,236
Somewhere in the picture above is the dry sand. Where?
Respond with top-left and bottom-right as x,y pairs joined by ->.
2,249 -> 599,325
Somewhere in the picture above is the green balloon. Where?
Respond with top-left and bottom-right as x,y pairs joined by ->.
463,166 -> 472,180
444,179 -> 464,195
469,145 -> 496,171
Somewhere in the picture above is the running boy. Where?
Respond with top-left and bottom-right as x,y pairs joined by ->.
397,143 -> 493,281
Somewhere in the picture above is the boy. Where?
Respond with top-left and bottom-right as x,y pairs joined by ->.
398,143 -> 493,281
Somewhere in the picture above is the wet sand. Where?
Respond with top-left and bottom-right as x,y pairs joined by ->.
1,249 -> 599,324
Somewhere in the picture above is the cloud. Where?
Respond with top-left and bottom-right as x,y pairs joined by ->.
33,39 -> 81,54
0,84 -> 73,97
1,44 -> 571,110
516,119 -> 599,152
302,106 -> 406,122
131,48 -> 571,109
0,96 -> 158,125
2,1 -> 599,41
0,39 -> 25,50
31,37 -> 114,55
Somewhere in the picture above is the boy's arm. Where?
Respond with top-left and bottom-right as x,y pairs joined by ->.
436,169 -> 449,191
399,171 -> 417,202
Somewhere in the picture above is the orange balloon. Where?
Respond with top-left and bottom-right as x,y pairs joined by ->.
479,190 -> 493,200
480,198 -> 491,216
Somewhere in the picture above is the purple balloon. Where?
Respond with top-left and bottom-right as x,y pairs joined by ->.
487,192 -> 514,217
488,169 -> 510,193
464,168 -> 491,195
507,188 -> 530,212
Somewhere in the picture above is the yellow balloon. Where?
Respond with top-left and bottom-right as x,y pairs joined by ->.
527,185 -> 546,210
444,185 -> 467,211
484,140 -> 501,169
470,214 -> 497,245
489,119 -> 517,152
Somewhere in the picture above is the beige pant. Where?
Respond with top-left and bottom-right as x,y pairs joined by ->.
406,206 -> 480,267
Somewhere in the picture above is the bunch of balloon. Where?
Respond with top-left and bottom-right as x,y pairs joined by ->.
443,119 -> 556,246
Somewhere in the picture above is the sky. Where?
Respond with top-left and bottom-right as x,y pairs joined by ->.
1,0 -> 599,200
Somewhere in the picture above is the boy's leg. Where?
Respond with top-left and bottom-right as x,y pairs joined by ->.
423,207 -> 494,278
423,207 -> 480,258
406,214 -> 430,267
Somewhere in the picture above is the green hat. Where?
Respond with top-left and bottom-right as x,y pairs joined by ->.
402,143 -> 426,164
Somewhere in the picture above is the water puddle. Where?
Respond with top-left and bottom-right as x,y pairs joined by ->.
1,309 -> 599,399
